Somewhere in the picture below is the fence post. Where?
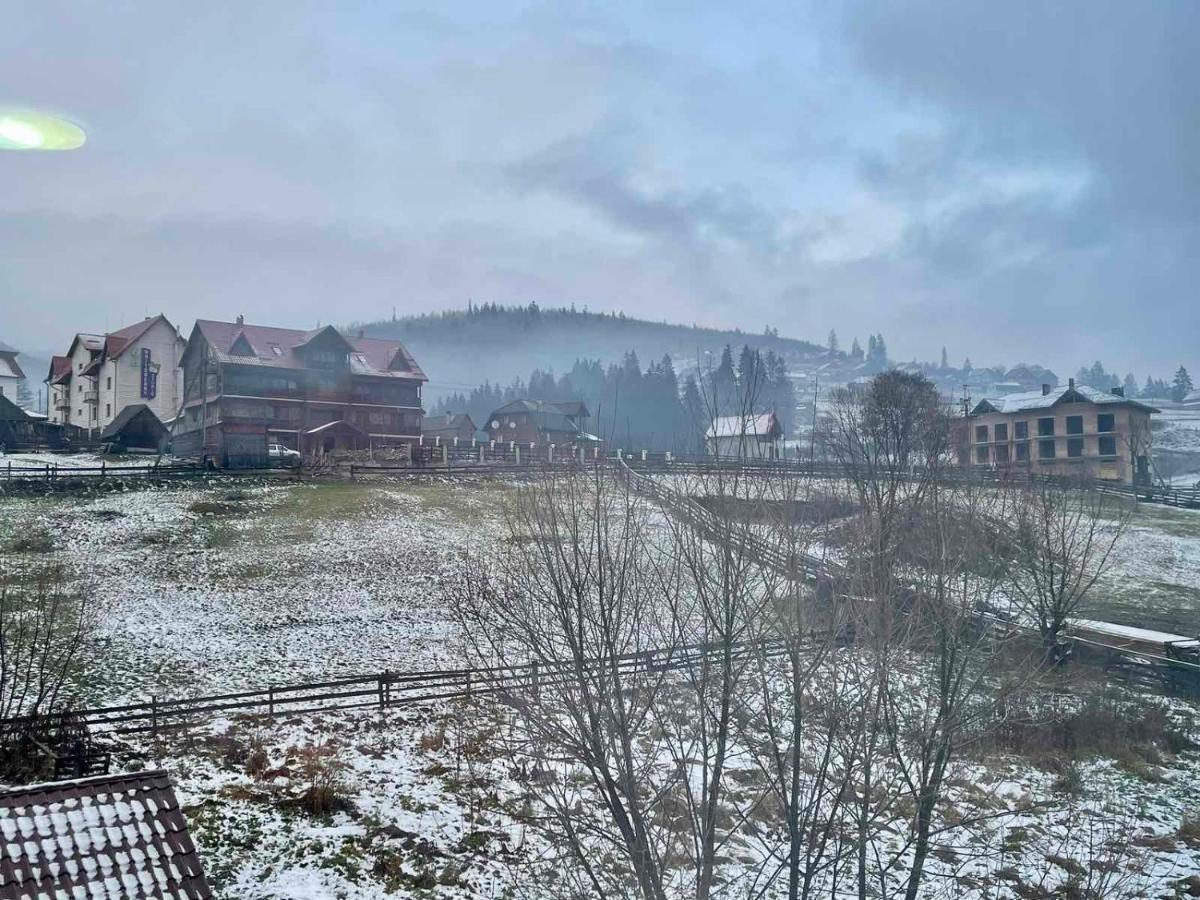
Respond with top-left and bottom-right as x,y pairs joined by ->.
548,443 -> 554,464
515,444 -> 520,465
442,444 -> 448,467
268,686 -> 275,717
151,695 -> 158,736
378,671 -> 389,709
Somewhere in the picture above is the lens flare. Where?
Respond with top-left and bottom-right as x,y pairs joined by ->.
0,110 -> 86,150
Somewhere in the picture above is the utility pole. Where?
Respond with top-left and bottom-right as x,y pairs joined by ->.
808,374 -> 819,466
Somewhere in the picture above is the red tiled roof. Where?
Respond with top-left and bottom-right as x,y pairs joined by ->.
194,320 -> 426,381
46,356 -> 72,385
0,769 -> 212,898
104,315 -> 174,360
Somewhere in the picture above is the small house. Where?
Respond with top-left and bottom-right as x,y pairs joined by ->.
706,412 -> 784,459
100,403 -> 168,453
0,769 -> 213,898
485,399 -> 598,446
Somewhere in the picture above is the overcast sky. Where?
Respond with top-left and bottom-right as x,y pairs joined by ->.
1,1 -> 1196,378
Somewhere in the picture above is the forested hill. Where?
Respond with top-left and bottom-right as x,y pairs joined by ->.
353,304 -> 831,399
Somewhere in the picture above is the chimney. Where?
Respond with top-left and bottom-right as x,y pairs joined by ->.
1041,383 -> 1051,396
1111,386 -> 1124,397
236,314 -> 244,326
1068,377 -> 1075,390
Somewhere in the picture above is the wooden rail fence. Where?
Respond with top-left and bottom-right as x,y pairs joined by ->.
1,637 -> 825,739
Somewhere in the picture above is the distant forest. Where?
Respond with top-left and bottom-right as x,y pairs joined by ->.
433,343 -> 797,452
354,302 -> 830,404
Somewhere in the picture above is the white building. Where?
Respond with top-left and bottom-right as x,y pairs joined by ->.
0,344 -> 24,405
46,315 -> 185,433
706,412 -> 785,459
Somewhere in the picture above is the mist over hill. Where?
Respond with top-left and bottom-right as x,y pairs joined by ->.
354,304 -> 836,402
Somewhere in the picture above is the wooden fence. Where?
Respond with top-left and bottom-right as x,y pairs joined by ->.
618,459 -> 1200,694
0,460 -> 297,483
1,637 -> 827,740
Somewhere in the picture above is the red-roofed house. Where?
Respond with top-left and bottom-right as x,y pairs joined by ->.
0,769 -> 212,898
173,317 -> 426,464
45,315 -> 185,433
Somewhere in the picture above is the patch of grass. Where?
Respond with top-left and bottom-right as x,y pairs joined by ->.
1178,813 -> 1200,849
7,528 -> 54,553
189,500 -> 245,516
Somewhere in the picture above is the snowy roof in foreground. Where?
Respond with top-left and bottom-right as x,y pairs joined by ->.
706,413 -> 781,439
0,769 -> 212,898
971,384 -> 1160,416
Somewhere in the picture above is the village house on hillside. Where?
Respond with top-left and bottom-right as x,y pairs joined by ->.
0,341 -> 25,405
44,315 -> 185,435
173,317 -> 426,465
484,399 -> 597,446
422,411 -> 478,443
0,769 -> 212,899
706,412 -> 785,459
964,379 -> 1158,484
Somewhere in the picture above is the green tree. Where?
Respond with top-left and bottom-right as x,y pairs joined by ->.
1171,366 -> 1194,402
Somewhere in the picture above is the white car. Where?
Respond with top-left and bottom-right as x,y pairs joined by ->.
268,443 -> 302,467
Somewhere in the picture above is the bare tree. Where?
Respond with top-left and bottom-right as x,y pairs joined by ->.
1,566 -> 96,781
450,467 -> 685,900
1007,478 -> 1129,663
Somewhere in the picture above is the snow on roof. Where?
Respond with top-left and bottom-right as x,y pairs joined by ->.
972,383 -> 1160,416
706,413 -> 780,439
0,769 -> 212,898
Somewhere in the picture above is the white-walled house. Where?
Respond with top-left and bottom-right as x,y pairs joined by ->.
706,412 -> 785,459
45,315 -> 185,433
0,343 -> 24,405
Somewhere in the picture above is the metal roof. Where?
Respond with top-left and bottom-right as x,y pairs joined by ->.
971,383 -> 1160,416
706,413 -> 781,439
0,769 -> 212,898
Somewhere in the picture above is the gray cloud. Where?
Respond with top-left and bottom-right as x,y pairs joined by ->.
0,1 -> 1195,378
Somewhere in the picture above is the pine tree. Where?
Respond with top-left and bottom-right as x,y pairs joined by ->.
940,346 -> 948,370
1171,366 -> 1194,402
1122,373 -> 1138,398
827,329 -> 839,353
850,337 -> 863,362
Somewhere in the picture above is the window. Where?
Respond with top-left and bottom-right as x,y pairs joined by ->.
1014,420 -> 1028,440
1067,437 -> 1084,458
975,445 -> 988,463
1039,439 -> 1056,460
105,403 -> 111,418
995,423 -> 1008,442
975,424 -> 988,443
1066,415 -> 1083,435
1099,435 -> 1117,456
1015,442 -> 1029,461
1097,413 -> 1114,433
995,444 -> 1010,463
106,377 -> 111,390
1037,417 -> 1055,436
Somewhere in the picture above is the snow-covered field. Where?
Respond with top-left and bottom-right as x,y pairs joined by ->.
3,474 -> 1200,897
0,478 -> 510,705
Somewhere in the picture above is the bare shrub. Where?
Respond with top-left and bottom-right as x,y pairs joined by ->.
296,741 -> 353,816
